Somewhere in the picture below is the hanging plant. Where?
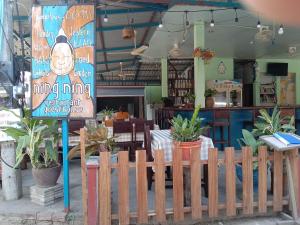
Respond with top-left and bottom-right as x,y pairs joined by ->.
193,48 -> 215,64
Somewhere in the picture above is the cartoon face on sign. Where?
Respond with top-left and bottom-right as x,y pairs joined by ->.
50,29 -> 74,75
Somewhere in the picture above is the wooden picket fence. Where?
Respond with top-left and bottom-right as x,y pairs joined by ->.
80,129 -> 298,225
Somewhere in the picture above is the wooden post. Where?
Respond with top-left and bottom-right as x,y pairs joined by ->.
208,148 -> 218,218
242,147 -> 253,215
258,146 -> 268,214
80,128 -> 88,225
173,147 -> 184,221
118,151 -> 130,225
190,147 -> 201,219
87,162 -> 98,225
225,147 -> 236,217
136,150 -> 148,224
273,151 -> 283,212
154,150 -> 166,222
99,152 -> 111,225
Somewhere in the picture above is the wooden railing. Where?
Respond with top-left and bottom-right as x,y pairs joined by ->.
80,130 -> 298,225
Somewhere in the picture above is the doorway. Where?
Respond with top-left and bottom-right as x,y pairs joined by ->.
234,60 -> 256,107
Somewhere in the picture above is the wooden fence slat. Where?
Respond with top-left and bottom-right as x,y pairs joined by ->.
242,147 -> 253,215
286,149 -> 298,218
258,146 -> 268,214
118,151 -> 129,225
154,150 -> 166,222
172,146 -> 184,221
99,152 -> 111,225
80,128 -> 88,225
225,147 -> 236,217
190,147 -> 201,219
208,148 -> 218,217
136,150 -> 148,224
273,151 -> 283,212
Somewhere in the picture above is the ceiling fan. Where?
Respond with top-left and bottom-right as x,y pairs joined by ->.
107,30 -> 149,56
168,42 -> 185,58
117,62 -> 135,79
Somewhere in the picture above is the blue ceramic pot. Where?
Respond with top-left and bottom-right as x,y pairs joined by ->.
235,164 -> 259,192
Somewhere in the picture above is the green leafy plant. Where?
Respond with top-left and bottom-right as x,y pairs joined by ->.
204,89 -> 217,98
68,124 -> 118,159
184,92 -> 195,104
0,108 -> 59,169
252,106 -> 296,137
101,107 -> 115,117
237,129 -> 264,169
170,105 -> 208,142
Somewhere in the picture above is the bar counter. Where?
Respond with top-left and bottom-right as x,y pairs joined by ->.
155,106 -> 300,149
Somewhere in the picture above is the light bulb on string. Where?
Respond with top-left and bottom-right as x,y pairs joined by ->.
234,8 -> 238,22
185,11 -> 189,26
103,14 -> 108,23
257,20 -> 261,28
210,10 -> 215,27
158,12 -> 163,28
278,24 -> 284,35
103,7 -> 108,23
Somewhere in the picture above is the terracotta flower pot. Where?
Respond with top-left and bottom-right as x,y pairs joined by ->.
174,140 -> 202,160
205,97 -> 215,108
32,164 -> 61,188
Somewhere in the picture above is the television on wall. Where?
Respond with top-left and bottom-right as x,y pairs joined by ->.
267,63 -> 288,76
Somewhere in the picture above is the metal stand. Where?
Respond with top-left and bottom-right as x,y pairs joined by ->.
62,120 -> 70,212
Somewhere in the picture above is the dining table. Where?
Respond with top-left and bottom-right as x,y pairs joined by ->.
150,129 -> 214,205
150,129 -> 214,161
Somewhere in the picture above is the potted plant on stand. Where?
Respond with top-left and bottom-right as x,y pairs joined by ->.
204,89 -> 217,108
170,105 -> 208,160
1,109 -> 61,188
98,107 -> 115,122
237,106 -> 296,192
170,105 -> 208,206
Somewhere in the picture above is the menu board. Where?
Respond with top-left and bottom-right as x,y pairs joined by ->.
31,5 -> 95,118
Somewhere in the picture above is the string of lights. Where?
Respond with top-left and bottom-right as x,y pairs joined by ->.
98,3 -> 284,35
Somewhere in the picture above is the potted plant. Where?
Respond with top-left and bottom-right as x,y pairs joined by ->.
161,97 -> 174,107
184,92 -> 195,108
98,107 -> 115,121
237,129 -> 264,192
204,89 -> 217,108
237,106 -> 296,192
0,108 -> 61,188
170,105 -> 208,160
69,124 -> 118,164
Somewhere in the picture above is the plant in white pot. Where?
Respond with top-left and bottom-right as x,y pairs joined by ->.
98,107 -> 115,121
170,105 -> 208,160
0,108 -> 60,188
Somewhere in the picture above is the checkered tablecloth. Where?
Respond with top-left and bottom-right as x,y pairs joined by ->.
151,129 -> 214,161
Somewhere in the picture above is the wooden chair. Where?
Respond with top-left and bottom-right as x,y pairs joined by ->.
113,121 -> 133,153
144,125 -> 154,190
130,119 -> 155,161
209,109 -> 230,150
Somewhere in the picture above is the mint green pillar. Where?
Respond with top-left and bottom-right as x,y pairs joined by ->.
161,58 -> 168,97
194,21 -> 205,107
253,66 -> 261,106
296,72 -> 300,104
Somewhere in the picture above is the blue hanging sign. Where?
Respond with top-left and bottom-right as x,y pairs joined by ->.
31,5 -> 95,118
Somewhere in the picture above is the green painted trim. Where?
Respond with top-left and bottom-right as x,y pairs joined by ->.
161,58 -> 168,97
97,22 -> 159,31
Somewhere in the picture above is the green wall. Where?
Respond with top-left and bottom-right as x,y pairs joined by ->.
255,59 -> 300,105
205,57 -> 234,80
144,86 -> 162,105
